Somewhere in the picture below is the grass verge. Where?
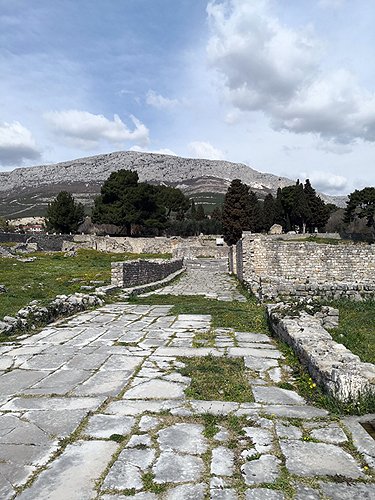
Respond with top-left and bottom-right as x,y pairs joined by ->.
326,299 -> 375,364
179,355 -> 254,402
0,249 -> 171,319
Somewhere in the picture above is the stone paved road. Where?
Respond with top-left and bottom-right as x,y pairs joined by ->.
0,259 -> 374,499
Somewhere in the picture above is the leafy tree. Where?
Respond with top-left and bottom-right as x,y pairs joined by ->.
157,186 -> 190,218
46,191 -> 84,234
222,179 -> 251,245
344,187 -> 375,230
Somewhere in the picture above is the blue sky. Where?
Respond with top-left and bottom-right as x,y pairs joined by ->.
1,0 -> 375,195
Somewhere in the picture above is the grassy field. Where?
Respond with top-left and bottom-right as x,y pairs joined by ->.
327,299 -> 375,365
0,249 -> 171,319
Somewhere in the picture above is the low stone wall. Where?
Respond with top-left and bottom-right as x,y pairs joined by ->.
0,232 -> 73,251
111,258 -> 184,288
267,304 -> 375,402
238,234 -> 375,300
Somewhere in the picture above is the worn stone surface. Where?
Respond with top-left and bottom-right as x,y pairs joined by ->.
0,259 -> 373,498
17,441 -> 116,500
153,452 -> 204,483
241,455 -> 281,485
246,489 -> 285,499
158,423 -> 207,455
280,441 -> 364,478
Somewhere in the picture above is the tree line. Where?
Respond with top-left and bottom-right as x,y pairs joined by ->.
221,178 -> 332,245
42,168 -> 375,243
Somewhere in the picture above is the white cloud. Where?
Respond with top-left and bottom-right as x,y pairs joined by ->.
207,0 -> 375,144
146,90 -> 180,109
129,145 -> 177,156
0,121 -> 41,166
44,110 -> 149,149
188,141 -> 225,160
301,170 -> 348,193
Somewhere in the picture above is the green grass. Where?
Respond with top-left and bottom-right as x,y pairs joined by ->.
179,355 -> 254,402
129,294 -> 268,333
0,249 -> 171,320
282,236 -> 350,245
327,299 -> 375,364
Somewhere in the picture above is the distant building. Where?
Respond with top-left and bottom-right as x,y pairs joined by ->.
7,217 -> 46,234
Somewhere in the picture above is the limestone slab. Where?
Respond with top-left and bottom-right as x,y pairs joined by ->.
123,379 -> 185,399
310,423 -> 347,444
73,370 -> 131,397
153,452 -> 203,483
280,441 -> 364,478
320,482 -> 375,499
252,387 -> 305,405
158,423 -> 207,455
211,447 -> 234,476
241,455 -> 280,485
17,440 -> 117,500
245,489 -> 285,499
102,448 -> 155,491
165,483 -> 206,499
228,348 -> 282,359
84,414 -> 135,438
23,369 -> 91,395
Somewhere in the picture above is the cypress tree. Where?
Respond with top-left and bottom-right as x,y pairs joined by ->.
222,179 -> 250,245
263,193 -> 275,231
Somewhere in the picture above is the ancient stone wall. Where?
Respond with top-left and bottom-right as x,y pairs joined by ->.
68,234 -> 224,258
0,232 -> 74,251
238,234 -> 375,300
111,258 -> 184,288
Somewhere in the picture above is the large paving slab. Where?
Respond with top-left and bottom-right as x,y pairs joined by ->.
0,258 -> 373,498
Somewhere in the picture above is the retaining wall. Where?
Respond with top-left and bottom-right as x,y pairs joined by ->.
237,234 -> 375,300
267,305 -> 375,402
111,258 -> 184,288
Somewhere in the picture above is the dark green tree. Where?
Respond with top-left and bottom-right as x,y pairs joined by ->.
195,204 -> 206,221
222,179 -> 250,245
262,193 -> 275,232
274,188 -> 285,227
304,179 -> 330,232
190,199 -> 197,220
344,187 -> 375,230
92,169 -> 167,235
247,190 -> 263,232
211,206 -> 222,221
157,186 -> 190,218
46,191 -> 84,234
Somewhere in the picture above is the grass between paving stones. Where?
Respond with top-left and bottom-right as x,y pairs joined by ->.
325,299 -> 375,365
179,355 -> 254,403
129,293 -> 268,334
0,248 -> 171,320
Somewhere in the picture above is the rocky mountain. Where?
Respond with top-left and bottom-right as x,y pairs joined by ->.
0,151 -> 346,218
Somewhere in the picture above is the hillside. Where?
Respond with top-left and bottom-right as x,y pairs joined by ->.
0,151 -> 346,218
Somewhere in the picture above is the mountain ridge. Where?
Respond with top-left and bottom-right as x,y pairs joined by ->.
0,151 -> 347,217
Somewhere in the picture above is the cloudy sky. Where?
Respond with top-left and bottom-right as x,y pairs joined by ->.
1,0 -> 374,195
